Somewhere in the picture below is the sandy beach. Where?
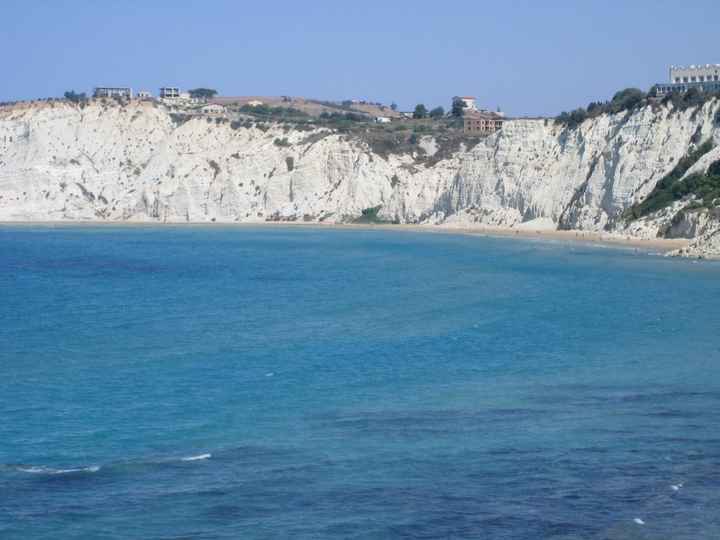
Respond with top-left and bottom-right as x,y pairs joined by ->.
0,220 -> 691,254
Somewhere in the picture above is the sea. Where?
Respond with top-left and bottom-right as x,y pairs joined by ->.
1,225 -> 719,540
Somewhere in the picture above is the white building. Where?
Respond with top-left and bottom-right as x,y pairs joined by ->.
670,64 -> 720,84
94,87 -> 132,99
137,90 -> 152,99
159,87 -> 180,99
655,64 -> 720,96
375,116 -> 391,124
454,96 -> 478,111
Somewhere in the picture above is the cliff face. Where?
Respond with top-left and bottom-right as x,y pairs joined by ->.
1,100 -> 719,255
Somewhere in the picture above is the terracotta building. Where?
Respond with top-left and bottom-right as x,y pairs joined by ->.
463,110 -> 504,135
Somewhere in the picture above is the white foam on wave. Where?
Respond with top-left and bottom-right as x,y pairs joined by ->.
181,453 -> 211,462
671,482 -> 683,491
18,465 -> 100,475
633,518 -> 645,525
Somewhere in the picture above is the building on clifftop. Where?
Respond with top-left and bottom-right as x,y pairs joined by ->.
453,96 -> 478,112
159,87 -> 180,99
654,64 -> 720,95
93,87 -> 132,99
463,110 -> 504,135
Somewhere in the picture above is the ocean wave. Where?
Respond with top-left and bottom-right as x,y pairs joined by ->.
6,450 -> 215,477
180,453 -> 212,462
17,465 -> 100,475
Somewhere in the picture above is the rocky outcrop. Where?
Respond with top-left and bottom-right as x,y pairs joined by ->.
1,99 -> 719,257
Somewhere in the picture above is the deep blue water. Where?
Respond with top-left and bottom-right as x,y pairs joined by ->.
1,225 -> 719,539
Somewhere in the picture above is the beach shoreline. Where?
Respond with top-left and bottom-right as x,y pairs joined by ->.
0,219 -> 691,253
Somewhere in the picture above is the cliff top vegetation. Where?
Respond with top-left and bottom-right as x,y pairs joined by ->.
556,87 -> 720,129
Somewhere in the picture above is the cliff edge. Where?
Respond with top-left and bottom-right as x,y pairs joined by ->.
1,99 -> 719,257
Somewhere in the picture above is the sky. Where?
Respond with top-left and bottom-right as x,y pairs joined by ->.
2,0 -> 719,116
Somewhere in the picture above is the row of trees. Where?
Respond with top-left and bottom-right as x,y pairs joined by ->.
556,88 -> 647,128
556,86 -> 720,129
412,104 -> 445,119
411,98 -> 469,119
188,88 -> 218,99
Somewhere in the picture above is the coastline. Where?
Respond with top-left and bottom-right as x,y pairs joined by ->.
0,219 -> 691,254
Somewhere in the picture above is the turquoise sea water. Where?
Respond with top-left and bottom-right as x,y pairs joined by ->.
1,225 -> 719,539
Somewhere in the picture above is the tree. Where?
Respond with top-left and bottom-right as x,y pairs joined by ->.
451,97 -> 467,117
188,88 -> 218,100
609,88 -> 645,112
63,90 -> 87,103
682,87 -> 705,108
429,106 -> 445,119
413,104 -> 428,119
390,102 -> 398,111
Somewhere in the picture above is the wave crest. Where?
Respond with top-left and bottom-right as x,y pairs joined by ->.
181,453 -> 212,462
17,465 -> 100,475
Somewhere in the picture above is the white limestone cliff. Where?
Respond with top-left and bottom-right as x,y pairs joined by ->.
1,99 -> 719,257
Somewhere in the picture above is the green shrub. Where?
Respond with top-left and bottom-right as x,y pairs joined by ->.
609,88 -> 645,112
556,108 -> 588,129
63,90 -> 87,103
240,104 -> 310,120
319,111 -> 369,124
625,141 -> 716,219
707,158 -> 720,177
556,88 -> 648,128
274,137 -> 291,147
169,113 -> 192,126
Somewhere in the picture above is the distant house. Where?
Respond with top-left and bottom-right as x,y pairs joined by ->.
137,90 -> 152,99
463,110 -> 504,135
159,87 -> 180,99
375,116 -> 391,124
201,103 -> 226,115
247,100 -> 264,107
94,87 -> 132,99
454,96 -> 478,112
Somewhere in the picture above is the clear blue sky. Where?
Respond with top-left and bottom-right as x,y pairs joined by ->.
2,0 -> 719,116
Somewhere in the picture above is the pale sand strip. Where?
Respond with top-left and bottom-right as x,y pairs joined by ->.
0,220 -> 690,253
